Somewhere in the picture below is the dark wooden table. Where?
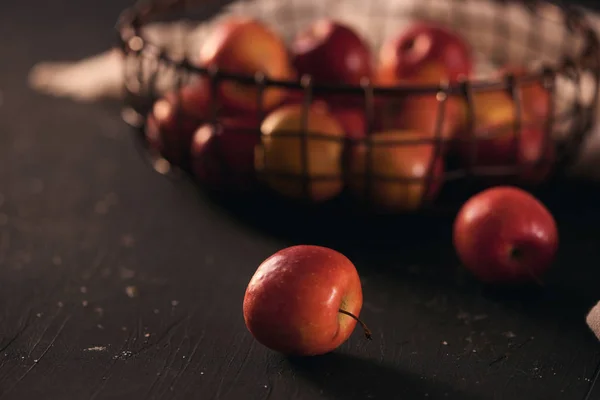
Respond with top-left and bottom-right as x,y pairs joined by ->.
1,0 -> 600,399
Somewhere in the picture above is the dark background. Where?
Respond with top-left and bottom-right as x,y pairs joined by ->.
1,0 -> 600,399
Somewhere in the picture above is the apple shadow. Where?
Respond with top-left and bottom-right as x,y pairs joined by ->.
284,352 -> 482,400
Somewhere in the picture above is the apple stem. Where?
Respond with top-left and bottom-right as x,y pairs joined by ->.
527,269 -> 545,287
338,309 -> 373,340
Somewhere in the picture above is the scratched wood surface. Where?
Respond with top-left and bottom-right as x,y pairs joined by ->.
1,0 -> 600,399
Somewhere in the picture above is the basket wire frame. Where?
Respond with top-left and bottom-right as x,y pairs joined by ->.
116,0 -> 600,211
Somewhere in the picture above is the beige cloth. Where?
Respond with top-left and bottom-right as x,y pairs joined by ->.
587,302 -> 600,340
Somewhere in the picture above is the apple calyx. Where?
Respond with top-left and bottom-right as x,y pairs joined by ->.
338,309 -> 373,340
508,246 -> 523,261
507,246 -> 546,287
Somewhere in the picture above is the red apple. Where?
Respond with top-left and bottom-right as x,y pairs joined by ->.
290,20 -> 374,109
377,93 -> 465,148
377,22 -> 472,84
284,97 -> 373,141
190,117 -> 261,190
282,97 -> 331,114
256,103 -> 346,202
459,125 -> 555,184
456,91 -> 554,183
499,65 -> 551,124
277,99 -> 366,140
198,17 -> 295,113
453,186 -> 558,284
330,106 -> 368,140
291,19 -> 373,86
145,81 -> 211,167
347,130 -> 445,211
243,245 -> 369,356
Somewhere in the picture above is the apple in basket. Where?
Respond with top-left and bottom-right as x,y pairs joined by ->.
280,99 -> 368,141
243,245 -> 371,356
453,186 -> 558,284
455,90 -> 555,184
190,117 -> 261,191
145,81 -> 211,168
346,131 -> 445,212
330,105 -> 368,141
376,21 -> 473,85
256,103 -> 346,203
374,22 -> 471,150
290,19 -> 373,86
376,92 -> 465,151
289,19 -> 374,109
498,65 -> 551,124
198,17 -> 295,113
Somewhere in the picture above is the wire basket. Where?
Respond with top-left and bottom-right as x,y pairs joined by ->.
116,0 -> 600,214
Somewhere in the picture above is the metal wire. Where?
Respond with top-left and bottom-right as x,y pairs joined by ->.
116,0 -> 600,211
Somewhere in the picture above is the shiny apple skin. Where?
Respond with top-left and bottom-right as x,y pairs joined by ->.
378,22 -> 472,83
453,186 -> 558,284
291,19 -> 373,85
243,245 -> 364,356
